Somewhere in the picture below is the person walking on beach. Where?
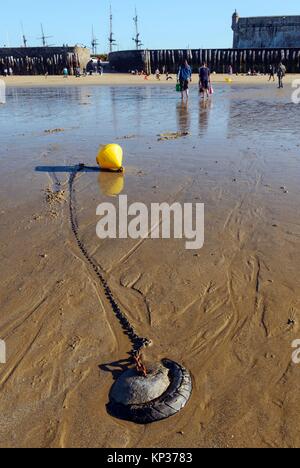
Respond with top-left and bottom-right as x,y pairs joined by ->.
277,62 -> 286,89
97,59 -> 102,75
177,60 -> 193,100
199,62 -> 211,99
268,64 -> 275,82
87,59 -> 94,76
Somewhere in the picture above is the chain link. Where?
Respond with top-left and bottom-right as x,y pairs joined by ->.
69,168 -> 151,359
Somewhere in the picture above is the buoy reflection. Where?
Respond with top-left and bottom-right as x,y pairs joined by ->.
98,172 -> 125,197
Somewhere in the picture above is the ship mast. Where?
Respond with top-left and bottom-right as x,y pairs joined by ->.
132,7 -> 143,50
109,5 -> 117,53
91,26 -> 99,55
21,22 -> 28,48
38,24 -> 53,47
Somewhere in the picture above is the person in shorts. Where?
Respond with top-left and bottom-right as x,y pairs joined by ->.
177,60 -> 192,100
277,62 -> 286,89
199,62 -> 211,99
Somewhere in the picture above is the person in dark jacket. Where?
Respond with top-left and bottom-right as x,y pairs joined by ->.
268,64 -> 275,82
199,62 -> 211,99
177,60 -> 193,100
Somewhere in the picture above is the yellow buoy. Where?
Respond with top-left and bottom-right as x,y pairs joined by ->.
96,144 -> 123,171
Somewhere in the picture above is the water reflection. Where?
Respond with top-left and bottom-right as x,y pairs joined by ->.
176,101 -> 191,134
198,99 -> 212,137
98,171 -> 125,197
2,84 -> 299,159
109,87 -> 146,136
110,88 -> 119,134
226,95 -> 300,140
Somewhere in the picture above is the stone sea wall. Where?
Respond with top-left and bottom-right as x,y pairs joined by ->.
109,48 -> 300,74
0,46 -> 90,75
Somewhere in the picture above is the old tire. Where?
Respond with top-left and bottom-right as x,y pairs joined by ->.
107,359 -> 192,424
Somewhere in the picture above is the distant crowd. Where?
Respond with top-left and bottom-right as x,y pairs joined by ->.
62,59 -> 104,79
129,60 -> 288,100
1,67 -> 13,77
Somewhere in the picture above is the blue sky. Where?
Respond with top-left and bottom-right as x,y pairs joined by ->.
1,0 -> 300,52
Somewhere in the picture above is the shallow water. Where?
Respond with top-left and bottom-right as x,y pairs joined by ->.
0,83 -> 299,214
1,84 -> 299,155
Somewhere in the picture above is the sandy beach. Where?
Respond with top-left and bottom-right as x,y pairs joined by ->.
1,78 -> 300,448
3,72 -> 300,88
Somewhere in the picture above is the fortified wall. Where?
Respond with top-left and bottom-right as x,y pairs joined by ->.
0,46 -> 90,75
232,11 -> 300,48
109,11 -> 300,74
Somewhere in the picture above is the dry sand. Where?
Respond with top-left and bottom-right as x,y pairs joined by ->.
2,72 -> 300,88
1,80 -> 300,448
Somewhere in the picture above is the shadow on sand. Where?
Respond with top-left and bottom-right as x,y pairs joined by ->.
35,165 -> 101,174
99,357 -> 134,382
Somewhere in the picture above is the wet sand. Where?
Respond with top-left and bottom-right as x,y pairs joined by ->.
1,82 -> 300,448
3,73 -> 300,88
